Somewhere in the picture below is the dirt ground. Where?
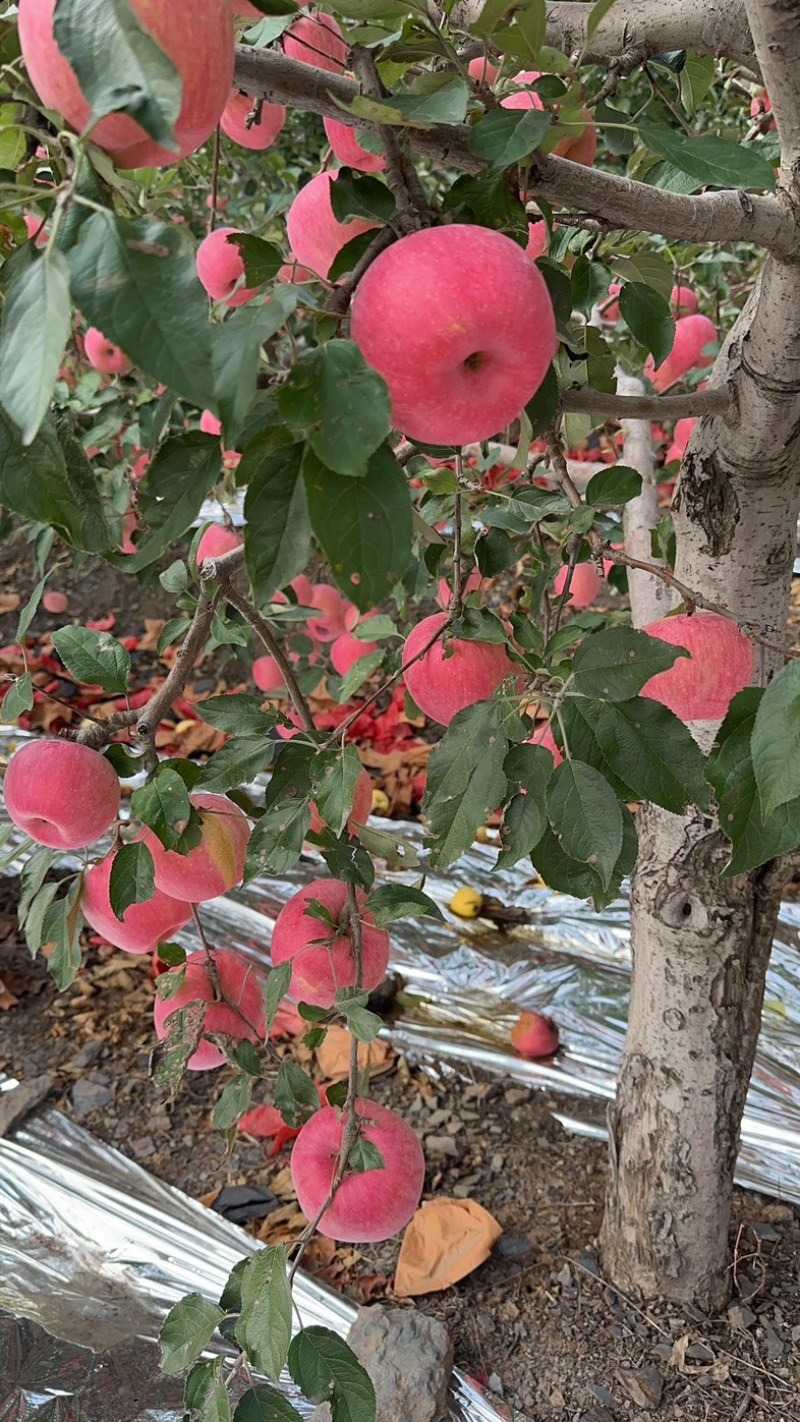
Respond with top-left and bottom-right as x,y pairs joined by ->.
1,878 -> 798,1422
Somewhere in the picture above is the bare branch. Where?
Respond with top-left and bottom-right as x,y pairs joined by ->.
349,46 -> 431,233
135,589 -> 220,767
744,0 -> 800,186
562,386 -> 731,422
212,573 -> 316,734
616,372 -> 674,627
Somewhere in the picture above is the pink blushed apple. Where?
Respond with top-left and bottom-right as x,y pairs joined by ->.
307,766 -> 373,836
468,56 -> 501,87
19,0 -> 234,169
553,561 -> 602,610
351,225 -> 557,445
323,115 -> 385,172
196,227 -> 261,306
144,792 -> 250,902
154,948 -> 266,1070
641,611 -> 753,721
283,12 -> 347,73
4,740 -> 121,850
645,314 -> 718,393
511,1010 -> 559,1058
665,417 -> 696,465
402,611 -> 516,726
221,89 -> 286,150
84,327 -> 132,377
196,524 -> 242,564
42,590 -> 68,614
290,1098 -> 425,1241
82,849 -> 192,955
271,879 -> 389,1009
502,72 -> 597,166
286,170 -> 379,282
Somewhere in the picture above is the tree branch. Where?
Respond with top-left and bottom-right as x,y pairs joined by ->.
211,572 -> 317,734
561,386 -> 731,422
232,48 -> 795,254
744,0 -> 800,188
616,372 -> 674,628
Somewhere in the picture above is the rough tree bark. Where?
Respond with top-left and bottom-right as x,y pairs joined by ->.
601,1 -> 800,1307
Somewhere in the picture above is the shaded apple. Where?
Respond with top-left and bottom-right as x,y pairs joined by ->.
402,611 -> 515,726
144,792 -> 251,902
271,878 -> 389,1009
153,948 -> 266,1069
82,848 -> 192,955
641,611 -> 752,721
286,170 -> 379,282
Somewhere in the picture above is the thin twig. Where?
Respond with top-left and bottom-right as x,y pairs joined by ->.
325,226 -> 396,316
349,46 -> 430,233
448,459 -> 465,618
209,127 -> 221,233
212,568 -> 316,733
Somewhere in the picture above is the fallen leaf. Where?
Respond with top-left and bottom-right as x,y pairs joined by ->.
315,1024 -> 393,1081
394,1197 -> 503,1298
0,593 -> 20,614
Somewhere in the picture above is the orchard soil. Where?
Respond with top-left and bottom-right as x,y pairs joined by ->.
2,555 -> 800,1421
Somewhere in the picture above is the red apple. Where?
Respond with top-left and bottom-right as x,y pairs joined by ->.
468,56 -> 500,87
84,327 -> 132,376
253,654 -> 286,693
306,583 -> 349,643
603,281 -> 622,322
229,1 -> 264,15
4,740 -> 120,850
82,848 -> 192,954
196,523 -> 242,564
553,560 -> 602,609
19,0 -> 233,169
351,225 -> 557,445
402,611 -> 515,726
196,227 -> 260,306
286,170 -> 379,282
271,879 -> 389,1009
502,72 -> 597,166
42,590 -> 68,614
290,1098 -> 425,1241
645,314 -> 717,393
330,624 -> 379,677
144,792 -> 250,902
665,416 -> 696,465
511,1010 -> 559,1057
221,89 -> 286,150
671,285 -> 698,316
308,766 -> 373,836
526,219 -> 548,260
283,12 -> 347,72
153,948 -> 266,1070
641,611 -> 753,721
323,115 -> 385,172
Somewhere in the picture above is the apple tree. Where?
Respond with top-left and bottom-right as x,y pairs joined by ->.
1,1 -> 800,1406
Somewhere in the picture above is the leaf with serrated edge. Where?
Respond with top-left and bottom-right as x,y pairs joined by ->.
160,1293 -> 224,1376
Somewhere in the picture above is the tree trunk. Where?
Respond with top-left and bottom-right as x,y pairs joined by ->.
601,254 -> 800,1305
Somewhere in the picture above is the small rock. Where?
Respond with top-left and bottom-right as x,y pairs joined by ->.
751,1221 -> 779,1243
70,1078 -> 113,1118
555,1262 -> 572,1288
489,1154 -> 504,1172
487,1373 -> 503,1396
765,1323 -> 785,1360
319,1305 -> 453,1422
68,1042 -> 103,1069
580,1410 -> 616,1422
586,1383 -> 616,1406
617,1365 -> 663,1409
131,1136 -> 155,1159
761,1202 -> 794,1223
728,1302 -> 757,1331
425,1135 -> 458,1156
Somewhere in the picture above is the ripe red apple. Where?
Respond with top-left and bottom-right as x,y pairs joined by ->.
526,220 -> 547,260
502,72 -> 597,166
511,1010 -> 559,1058
351,225 -> 557,445
196,227 -> 260,306
200,410 -> 222,437
19,0 -> 233,169
528,722 -> 563,766
253,654 -> 286,693
641,611 -> 753,721
602,281 -> 622,323
323,115 -> 385,172
283,12 -> 347,72
306,583 -> 349,643
144,792 -> 250,902
229,1 -> 264,16
82,848 -> 192,954
468,56 -> 500,86
330,623 -> 379,677
196,523 -> 242,564
307,766 -> 373,836
271,879 -> 389,1008
671,284 -> 698,316
290,1098 -> 425,1241
221,89 -> 286,150
665,416 -> 696,465
645,313 -> 717,393
4,740 -> 120,850
84,327 -> 132,377
153,948 -> 266,1070
42,590 -> 68,614
24,212 -> 48,245
286,170 -> 379,282
402,611 -> 515,726
553,560 -> 602,609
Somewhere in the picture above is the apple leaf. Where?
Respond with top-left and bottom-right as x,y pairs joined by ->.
234,1386 -> 304,1422
547,760 -> 623,890
288,1328 -> 376,1422
619,281 -> 675,367
280,341 -> 391,478
243,439 -> 311,601
707,689 -> 800,875
0,252 -> 71,446
303,444 -> 412,611
424,700 -> 515,868
639,119 -> 776,193
468,107 -> 551,175
51,624 -> 131,694
751,658 -> 800,817
568,625 -> 687,701
108,842 -> 155,922
160,1294 -> 224,1377
118,432 -> 222,571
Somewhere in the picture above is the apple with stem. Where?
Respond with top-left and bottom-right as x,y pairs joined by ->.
271,879 -> 389,1008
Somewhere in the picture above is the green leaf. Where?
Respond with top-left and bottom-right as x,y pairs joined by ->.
153,1001 -> 206,1092
619,282 -> 674,367
0,252 -> 71,445
197,693 -> 278,737
67,212 -> 216,408
493,0 -> 547,64
346,1138 -> 385,1173
569,625 -> 687,702
24,882 -> 60,957
280,343 -> 391,478
547,760 -> 623,890
377,80 -> 468,128
608,251 -> 673,300
562,696 -> 710,812
234,1386 -> 304,1422
497,743 -> 552,869
213,1074 -> 254,1131
423,701 -> 512,869
274,1060 -> 320,1127
43,882 -> 84,990
303,445 -> 412,612
328,170 -> 396,224
336,648 -> 384,702
678,54 -> 716,117
532,802 -> 636,910
243,440 -> 311,602
264,960 -> 293,1032
130,765 -> 192,850
53,0 -> 181,149
468,107 -> 551,175
365,884 -> 444,927
160,1293 -> 224,1377
16,573 -> 49,643
288,1328 -> 376,1422
200,737 -> 277,794
336,996 -> 383,1042
119,431 -> 222,571
585,465 -> 643,506
227,234 -> 284,287
312,745 -> 363,836
639,119 -> 776,192
214,289 -> 299,444
158,617 -> 191,656
186,1361 -> 233,1422
51,625 -> 131,694
3,673 -> 33,720
0,413 -> 112,553
751,659 -> 800,817
108,841 -> 155,922
19,848 -> 60,926
245,798 -> 311,878
707,689 -> 800,875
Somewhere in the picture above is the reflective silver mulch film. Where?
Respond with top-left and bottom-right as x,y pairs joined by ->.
1,725 -> 799,1418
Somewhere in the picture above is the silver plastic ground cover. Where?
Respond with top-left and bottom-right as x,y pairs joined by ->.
1,726 -> 800,1418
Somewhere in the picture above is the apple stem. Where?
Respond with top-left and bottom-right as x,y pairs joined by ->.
448,468 -> 465,619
